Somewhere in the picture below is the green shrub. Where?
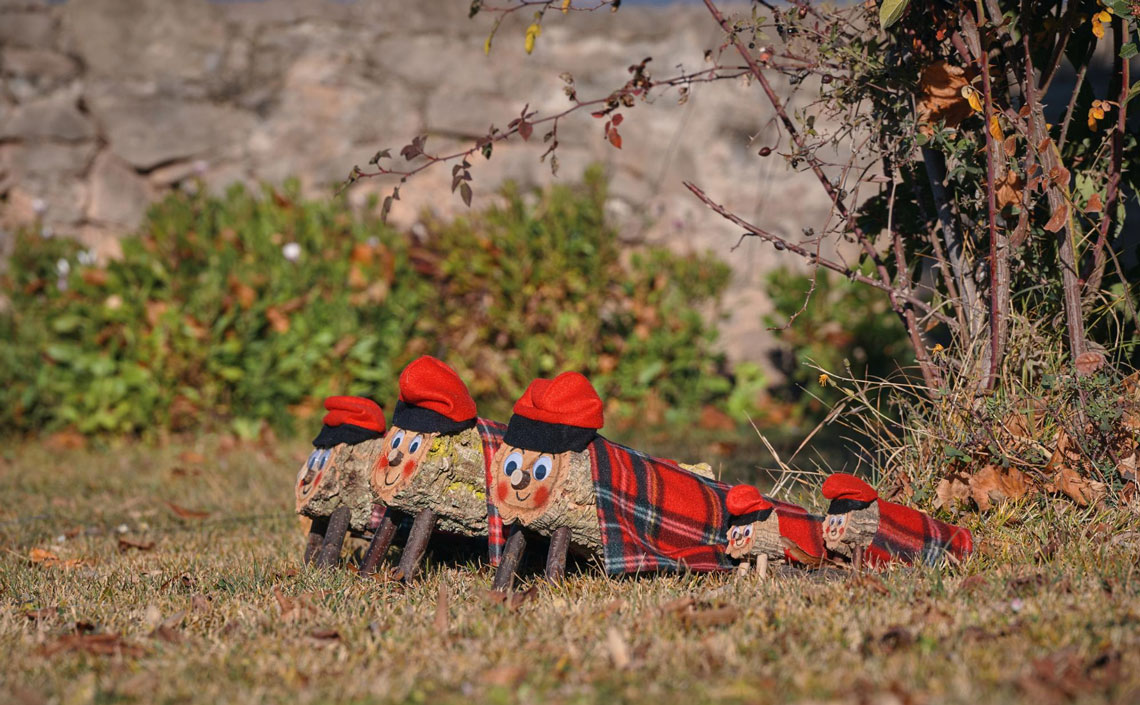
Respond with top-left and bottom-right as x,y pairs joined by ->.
0,170 -> 743,438
764,266 -> 914,415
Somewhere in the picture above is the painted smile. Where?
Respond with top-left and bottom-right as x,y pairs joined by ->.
383,469 -> 403,486
513,490 -> 532,502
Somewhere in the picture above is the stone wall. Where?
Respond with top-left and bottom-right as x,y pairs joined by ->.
0,0 -> 839,365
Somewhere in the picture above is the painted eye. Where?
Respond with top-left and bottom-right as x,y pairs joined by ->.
743,525 -> 753,538
408,434 -> 424,454
391,430 -> 405,450
307,450 -> 319,471
318,448 -> 331,469
729,527 -> 739,541
503,451 -> 523,476
532,455 -> 553,481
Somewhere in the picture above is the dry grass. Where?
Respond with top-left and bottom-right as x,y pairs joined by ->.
2,435 -> 1139,705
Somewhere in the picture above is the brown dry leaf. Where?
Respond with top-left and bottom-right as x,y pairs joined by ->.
956,575 -> 988,595
698,405 -> 736,431
1085,192 -> 1104,213
917,61 -> 976,134
1044,202 -> 1069,232
24,606 -> 57,621
118,537 -> 156,552
481,665 -> 528,687
265,307 -> 290,334
29,548 -> 60,564
934,472 -> 972,511
44,430 -> 86,450
481,590 -> 509,607
508,586 -> 538,610
165,501 -> 210,520
308,628 -> 341,643
968,465 -> 1030,511
80,268 -> 108,287
1003,135 -> 1018,158
678,606 -> 740,628
996,168 -> 1025,209
40,632 -> 145,658
178,450 -> 206,465
1074,351 -> 1105,376
1047,465 -> 1106,507
853,573 -> 890,596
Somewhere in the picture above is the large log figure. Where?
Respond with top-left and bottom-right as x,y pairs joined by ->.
365,356 -> 508,581
489,372 -> 739,590
820,473 -> 974,568
723,484 -> 825,570
294,397 -> 387,567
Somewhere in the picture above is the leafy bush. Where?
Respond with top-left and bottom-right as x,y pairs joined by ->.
764,267 -> 914,415
0,170 -> 744,438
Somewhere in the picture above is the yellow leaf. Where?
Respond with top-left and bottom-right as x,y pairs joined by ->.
525,23 -> 541,54
1096,10 -> 1112,23
484,34 -> 492,56
562,0 -> 571,14
962,86 -> 982,113
818,373 -> 830,387
1092,20 -> 1105,39
989,116 -> 1004,142
932,343 -> 945,354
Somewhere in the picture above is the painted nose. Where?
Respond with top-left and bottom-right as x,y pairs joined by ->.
388,449 -> 404,466
510,469 -> 532,491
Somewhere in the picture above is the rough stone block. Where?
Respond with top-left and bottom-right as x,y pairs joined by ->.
0,92 -> 94,142
86,150 -> 154,229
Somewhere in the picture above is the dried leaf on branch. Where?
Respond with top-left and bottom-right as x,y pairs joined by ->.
916,61 -> 977,135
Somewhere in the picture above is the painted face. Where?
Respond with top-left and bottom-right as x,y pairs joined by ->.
295,445 -> 344,512
489,445 -> 569,525
371,426 -> 436,501
725,522 -> 757,559
823,512 -> 849,550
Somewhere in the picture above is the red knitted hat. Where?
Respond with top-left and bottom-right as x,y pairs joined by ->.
512,371 -> 604,428
503,372 -> 604,454
313,396 -> 385,448
322,396 -> 385,432
392,356 -> 478,434
821,473 -> 879,504
726,484 -> 774,516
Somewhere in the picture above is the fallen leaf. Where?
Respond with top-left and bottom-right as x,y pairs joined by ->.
481,665 -> 528,687
698,405 -> 736,431
40,632 -> 145,658
996,168 -> 1025,209
508,586 -> 538,610
934,471 -> 972,511
118,537 -> 156,552
44,431 -> 86,450
308,628 -> 340,642
29,548 -> 60,564
165,501 -> 210,520
1074,351 -> 1105,376
178,451 -> 206,465
23,606 -> 57,621
968,465 -> 1030,511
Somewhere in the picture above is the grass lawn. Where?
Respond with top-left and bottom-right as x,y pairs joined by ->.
2,435 -> 1138,705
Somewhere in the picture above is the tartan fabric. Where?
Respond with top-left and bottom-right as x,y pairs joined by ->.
867,500 -> 974,567
476,417 -> 509,566
589,437 -> 734,575
768,498 -> 826,564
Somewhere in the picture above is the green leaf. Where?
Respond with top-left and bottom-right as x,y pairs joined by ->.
879,0 -> 910,29
1126,80 -> 1140,107
1121,42 -> 1138,60
51,314 -> 83,333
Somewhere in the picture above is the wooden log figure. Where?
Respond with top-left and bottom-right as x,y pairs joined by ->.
723,484 -> 825,570
820,473 -> 974,568
295,396 -> 387,568
361,356 -> 507,581
489,371 -> 737,590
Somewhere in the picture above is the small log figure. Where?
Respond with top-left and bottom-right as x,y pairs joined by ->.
723,484 -> 825,570
365,356 -> 507,581
820,473 -> 974,568
489,372 -> 736,590
294,396 -> 387,568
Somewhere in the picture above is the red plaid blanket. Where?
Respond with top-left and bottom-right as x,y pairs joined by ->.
589,437 -> 734,574
868,501 -> 974,567
769,498 -> 826,565
477,417 -> 508,566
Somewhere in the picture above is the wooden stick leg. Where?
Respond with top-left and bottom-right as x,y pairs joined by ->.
393,508 -> 437,583
314,506 -> 351,569
853,547 -> 864,574
360,513 -> 399,576
491,529 -> 527,593
303,516 -> 329,565
544,526 -> 571,583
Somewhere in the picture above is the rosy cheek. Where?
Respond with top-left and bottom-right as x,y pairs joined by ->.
496,482 -> 509,502
402,459 -> 417,478
377,455 -> 389,469
532,487 -> 549,508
